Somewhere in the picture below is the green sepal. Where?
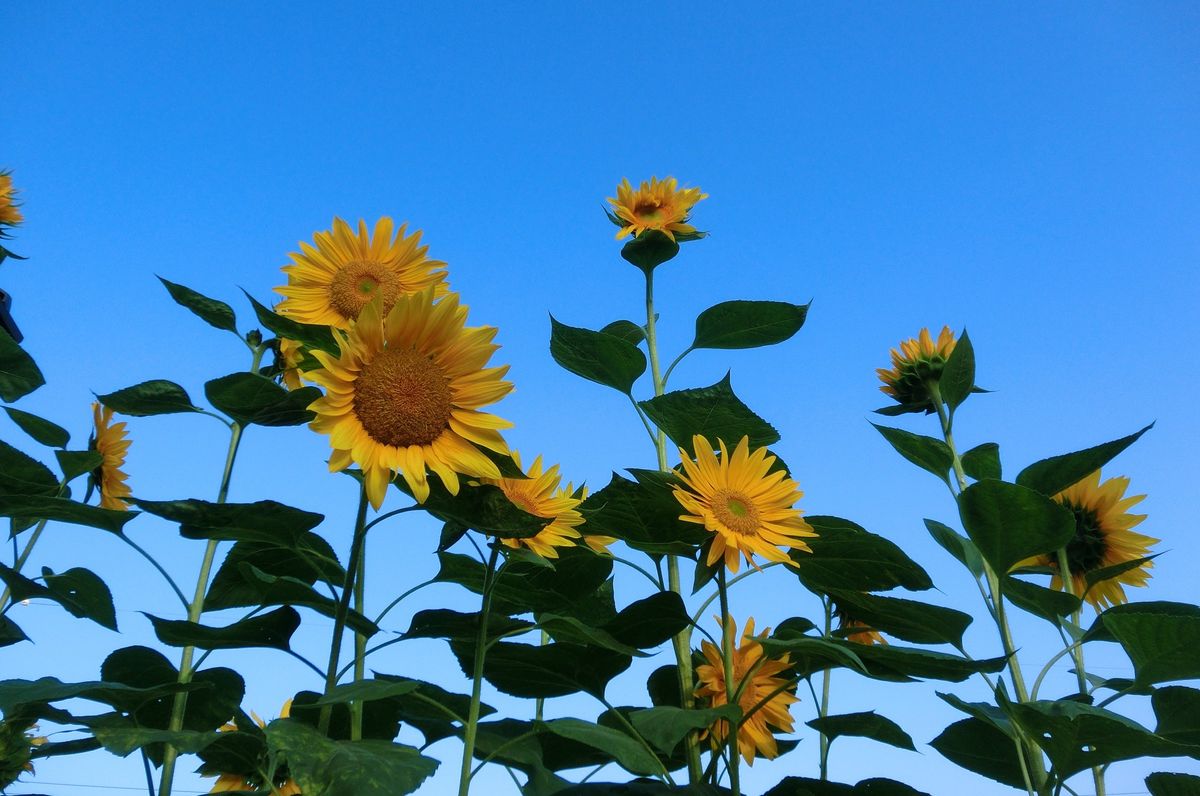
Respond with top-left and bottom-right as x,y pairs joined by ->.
620,231 -> 679,273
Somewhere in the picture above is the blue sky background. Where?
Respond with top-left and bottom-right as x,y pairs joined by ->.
3,2 -> 1198,794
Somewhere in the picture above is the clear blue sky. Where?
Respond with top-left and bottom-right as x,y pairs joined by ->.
4,2 -> 1198,794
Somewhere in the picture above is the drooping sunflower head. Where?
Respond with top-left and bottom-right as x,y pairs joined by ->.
307,288 -> 514,509
91,402 -> 132,511
606,176 -> 707,242
487,452 -> 588,559
673,435 -> 816,573
876,326 -> 957,412
695,616 -> 799,765
0,172 -> 23,229
275,217 -> 448,328
834,602 -> 887,646
1043,470 -> 1157,610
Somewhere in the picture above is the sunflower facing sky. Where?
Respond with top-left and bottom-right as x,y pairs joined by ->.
1024,470 -> 1157,610
487,453 -> 589,559
606,176 -> 707,241
876,326 -> 958,412
307,288 -> 514,509
0,172 -> 22,228
673,435 -> 816,573
91,403 -> 132,511
695,616 -> 799,765
275,217 -> 448,328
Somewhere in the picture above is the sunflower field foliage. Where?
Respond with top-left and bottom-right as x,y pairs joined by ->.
1,170 -> 1199,796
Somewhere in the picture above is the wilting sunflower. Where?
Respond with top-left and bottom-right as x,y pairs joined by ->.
673,435 -> 816,573
0,172 -> 22,228
206,702 -> 299,795
275,217 -> 448,328
1025,470 -> 1157,610
695,616 -> 799,765
307,289 -> 513,509
606,176 -> 707,241
91,403 -> 132,511
876,326 -> 957,412
488,453 -> 587,559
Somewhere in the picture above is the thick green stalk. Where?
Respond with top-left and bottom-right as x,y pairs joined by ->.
158,420 -> 245,796
319,486 -> 370,736
458,545 -> 501,796
643,269 -> 703,783
0,518 -> 49,612
928,382 -> 1048,795
716,569 -> 740,795
818,597 -> 833,780
351,532 -> 368,740
535,629 -> 549,722
1055,548 -> 1105,796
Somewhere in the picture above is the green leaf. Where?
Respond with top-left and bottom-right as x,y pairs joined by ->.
639,373 -> 779,454
158,277 -> 238,333
405,608 -> 533,643
549,316 -> 646,394
692,300 -> 809,350
266,718 -> 438,796
1003,576 -> 1081,625
0,676 -> 197,713
762,777 -> 931,796
923,519 -> 984,579
205,372 -> 320,426
1085,602 -> 1200,686
826,590 -> 972,647
310,678 -> 423,707
396,479 -> 551,539
1084,554 -> 1160,593
286,688 -> 403,743
371,673 -> 494,744
579,472 -> 707,556
601,320 -> 646,346
795,516 -> 933,593
0,439 -> 59,497
4,407 -> 68,447
806,711 -> 915,751
626,705 -> 741,756
244,291 -> 341,355
960,442 -> 1001,481
930,717 -> 1027,788
0,495 -> 135,534
536,613 -> 643,657
957,479 -> 1075,575
603,591 -> 690,650
0,615 -> 28,647
97,380 -> 200,416
436,547 -> 613,616
146,606 -> 301,650
1153,687 -> 1200,746
871,424 -> 952,485
620,231 -> 679,272
1009,699 -> 1196,778
939,329 -> 974,411
89,722 -> 221,757
55,449 -> 102,482
1147,772 -> 1200,796
42,566 -> 118,630
204,534 -> 344,605
844,643 -> 1007,683
207,561 -> 375,638
0,329 -> 45,402
1015,423 -> 1154,497
544,718 -> 664,776
131,497 -> 324,544
458,640 -> 631,699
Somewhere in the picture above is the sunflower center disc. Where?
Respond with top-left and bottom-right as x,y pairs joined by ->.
353,347 -> 452,448
1063,504 -> 1108,572
713,490 -> 760,537
634,201 -> 663,222
329,260 -> 401,321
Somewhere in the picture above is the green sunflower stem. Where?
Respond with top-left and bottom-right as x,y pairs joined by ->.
351,531 -> 368,741
158,420 -> 245,796
716,568 -> 741,796
1055,548 -> 1106,796
819,597 -> 833,780
927,381 -> 1049,796
458,544 -> 501,796
643,267 -> 703,784
318,484 -> 370,737
0,518 -> 49,613
535,628 -> 549,722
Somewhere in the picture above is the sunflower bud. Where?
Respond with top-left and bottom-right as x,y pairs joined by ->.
875,326 -> 958,414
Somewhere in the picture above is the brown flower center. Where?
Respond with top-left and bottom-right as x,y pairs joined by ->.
712,490 -> 761,537
352,347 -> 452,448
1060,503 -> 1109,573
328,260 -> 402,322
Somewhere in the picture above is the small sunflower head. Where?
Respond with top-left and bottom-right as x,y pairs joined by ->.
90,402 -> 132,511
876,326 -> 958,413
0,172 -> 23,230
606,176 -> 707,243
488,453 -> 588,560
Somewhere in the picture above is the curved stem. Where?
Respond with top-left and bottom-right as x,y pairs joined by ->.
458,545 -> 501,796
1031,642 -> 1082,701
158,421 -> 245,796
117,534 -> 189,611
661,346 -> 693,389
612,555 -> 665,591
628,395 -> 658,447
318,485 -> 370,736
600,696 -> 675,785
691,562 -> 782,626
361,505 -> 421,535
373,578 -> 436,626
717,569 -> 740,796
0,518 -> 49,611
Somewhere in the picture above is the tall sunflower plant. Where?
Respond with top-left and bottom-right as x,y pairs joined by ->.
0,172 -> 1195,796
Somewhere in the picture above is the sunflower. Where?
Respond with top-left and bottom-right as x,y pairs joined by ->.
695,616 -> 799,765
207,702 -> 299,795
1025,470 -> 1157,610
834,602 -> 887,646
607,177 -> 707,241
673,435 -> 816,573
275,217 -> 448,328
91,403 -> 132,511
876,326 -> 957,412
488,453 -> 587,559
0,173 -> 22,228
275,337 -> 306,391
307,289 -> 513,509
